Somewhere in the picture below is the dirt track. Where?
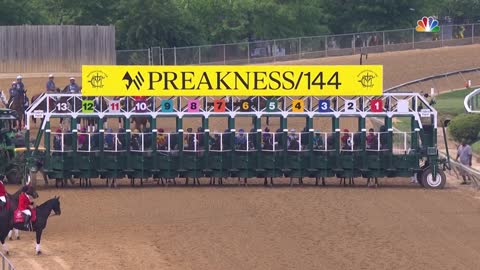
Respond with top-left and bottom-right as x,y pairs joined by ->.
3,45 -> 480,270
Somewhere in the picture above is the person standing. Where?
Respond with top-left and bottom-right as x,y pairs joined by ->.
456,140 -> 473,184
46,74 -> 57,92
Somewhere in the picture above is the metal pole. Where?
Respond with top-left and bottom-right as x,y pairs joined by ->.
199,47 -> 201,64
352,34 -> 355,54
412,28 -> 415,49
441,25 -> 444,47
472,24 -> 474,44
298,37 -> 302,59
148,48 -> 152,65
223,44 -> 226,65
273,40 -> 276,62
247,42 -> 250,64
383,31 -> 386,52
174,47 -> 177,65
161,48 -> 165,65
325,36 -> 328,57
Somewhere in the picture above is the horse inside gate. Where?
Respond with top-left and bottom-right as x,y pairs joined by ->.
8,91 -> 28,130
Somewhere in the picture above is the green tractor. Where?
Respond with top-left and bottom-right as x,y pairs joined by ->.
0,108 -> 43,184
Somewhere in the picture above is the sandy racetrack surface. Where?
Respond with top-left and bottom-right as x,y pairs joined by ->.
2,45 -> 480,269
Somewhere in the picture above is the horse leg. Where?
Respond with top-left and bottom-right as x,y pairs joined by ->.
8,230 -> 12,240
1,235 -> 9,255
36,229 -> 43,255
14,229 -> 19,240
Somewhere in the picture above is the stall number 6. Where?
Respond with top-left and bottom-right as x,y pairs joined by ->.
56,102 -> 68,111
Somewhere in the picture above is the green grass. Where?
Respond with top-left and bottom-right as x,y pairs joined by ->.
473,141 -> 480,156
434,88 -> 470,117
393,117 -> 412,132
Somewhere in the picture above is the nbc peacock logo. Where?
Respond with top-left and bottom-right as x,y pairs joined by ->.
416,16 -> 440,32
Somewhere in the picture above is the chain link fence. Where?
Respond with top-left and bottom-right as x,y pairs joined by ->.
116,23 -> 480,65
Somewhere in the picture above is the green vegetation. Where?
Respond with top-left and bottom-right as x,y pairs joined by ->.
434,89 -> 470,117
472,141 -> 480,156
448,113 -> 480,144
1,0 -> 479,49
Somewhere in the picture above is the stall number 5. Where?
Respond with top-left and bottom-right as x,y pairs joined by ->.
344,100 -> 356,113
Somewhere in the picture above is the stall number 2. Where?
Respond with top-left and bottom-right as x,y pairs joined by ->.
344,100 -> 356,113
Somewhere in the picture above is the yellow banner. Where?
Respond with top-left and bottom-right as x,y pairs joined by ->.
82,65 -> 382,96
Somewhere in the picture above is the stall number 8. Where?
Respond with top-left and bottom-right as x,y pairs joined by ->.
56,103 -> 68,111
135,102 -> 148,111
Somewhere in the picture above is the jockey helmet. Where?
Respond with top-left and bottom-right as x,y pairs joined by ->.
49,74 -> 54,78
11,81 -> 16,86
16,75 -> 22,80
21,185 -> 29,193
69,77 -> 75,81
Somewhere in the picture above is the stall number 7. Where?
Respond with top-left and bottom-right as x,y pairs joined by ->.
371,99 -> 383,112
344,100 -> 356,113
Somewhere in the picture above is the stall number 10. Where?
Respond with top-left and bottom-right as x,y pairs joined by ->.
135,102 -> 148,111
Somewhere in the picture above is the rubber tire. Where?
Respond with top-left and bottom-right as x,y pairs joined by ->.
421,168 -> 446,189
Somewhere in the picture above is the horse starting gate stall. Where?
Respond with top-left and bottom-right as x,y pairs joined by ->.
24,93 -> 448,188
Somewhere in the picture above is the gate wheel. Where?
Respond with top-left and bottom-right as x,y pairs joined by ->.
421,168 -> 446,189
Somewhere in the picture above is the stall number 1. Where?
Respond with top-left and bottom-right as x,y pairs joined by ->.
371,99 -> 383,112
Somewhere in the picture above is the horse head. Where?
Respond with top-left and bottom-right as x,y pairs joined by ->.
51,196 -> 61,216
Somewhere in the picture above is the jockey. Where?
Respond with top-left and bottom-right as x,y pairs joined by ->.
46,74 -> 56,92
8,81 -> 17,105
15,75 -> 25,92
18,186 -> 34,230
0,175 -> 7,207
66,77 -> 81,94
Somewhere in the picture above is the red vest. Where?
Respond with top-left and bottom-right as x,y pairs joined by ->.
17,192 -> 31,211
0,181 -> 6,197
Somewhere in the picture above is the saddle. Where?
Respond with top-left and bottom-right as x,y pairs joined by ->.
13,208 -> 37,223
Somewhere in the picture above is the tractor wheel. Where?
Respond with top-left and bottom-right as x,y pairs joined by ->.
421,168 -> 446,189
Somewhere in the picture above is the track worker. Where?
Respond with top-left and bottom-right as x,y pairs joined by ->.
0,175 -> 7,207
46,74 -> 57,92
17,185 -> 35,230
456,140 -> 473,185
65,77 -> 81,93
